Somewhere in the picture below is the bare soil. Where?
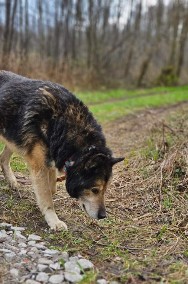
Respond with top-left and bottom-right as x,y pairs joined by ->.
1,102 -> 188,283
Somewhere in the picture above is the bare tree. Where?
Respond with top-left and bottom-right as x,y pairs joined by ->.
2,0 -> 11,67
137,0 -> 164,86
176,4 -> 188,77
124,0 -> 142,78
8,0 -> 18,54
0,0 -> 188,87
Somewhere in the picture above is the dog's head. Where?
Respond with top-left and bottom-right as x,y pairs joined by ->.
65,147 -> 124,219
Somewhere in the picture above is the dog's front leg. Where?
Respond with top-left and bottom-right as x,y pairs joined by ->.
25,145 -> 67,231
30,167 -> 67,230
0,146 -> 18,189
48,168 -> 57,195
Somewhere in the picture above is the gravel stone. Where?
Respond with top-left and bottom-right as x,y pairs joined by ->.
30,247 -> 39,253
15,231 -> 26,240
5,244 -> 19,252
18,242 -> 27,248
50,262 -> 61,270
0,222 -> 12,227
37,264 -> 48,272
10,268 -> 19,278
0,248 -> 12,253
44,249 -> 59,255
34,243 -> 46,250
25,280 -> 41,284
19,249 -> 27,255
0,230 -> 8,242
43,267 -> 54,273
27,251 -> 35,256
97,279 -> 108,284
11,226 -> 25,231
28,234 -> 42,241
77,258 -> 94,270
28,240 -> 36,246
61,252 -> 69,261
38,257 -> 53,265
64,271 -> 83,283
69,256 -> 79,262
13,263 -> 22,269
6,231 -> 13,235
64,261 -> 80,274
48,274 -> 64,283
36,272 -> 49,282
4,252 -> 16,261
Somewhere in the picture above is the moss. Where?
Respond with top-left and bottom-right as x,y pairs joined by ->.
156,66 -> 178,86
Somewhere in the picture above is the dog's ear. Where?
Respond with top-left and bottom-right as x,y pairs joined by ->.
111,157 -> 124,166
85,154 -> 108,170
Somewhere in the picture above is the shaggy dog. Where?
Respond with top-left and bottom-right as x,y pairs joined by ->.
0,71 -> 124,230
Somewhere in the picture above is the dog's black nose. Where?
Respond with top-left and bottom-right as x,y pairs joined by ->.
98,208 -> 106,219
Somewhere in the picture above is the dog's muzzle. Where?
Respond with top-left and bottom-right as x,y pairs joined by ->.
80,199 -> 107,220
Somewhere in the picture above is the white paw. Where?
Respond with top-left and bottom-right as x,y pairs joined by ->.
50,220 -> 68,231
44,209 -> 68,231
1,167 -> 18,189
9,179 -> 18,190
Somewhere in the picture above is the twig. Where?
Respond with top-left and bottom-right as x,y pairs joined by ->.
159,161 -> 164,211
160,237 -> 180,258
163,123 -> 178,136
162,121 -> 165,153
91,240 -> 141,255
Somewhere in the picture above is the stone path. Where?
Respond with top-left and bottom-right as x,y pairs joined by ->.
0,223 -> 109,284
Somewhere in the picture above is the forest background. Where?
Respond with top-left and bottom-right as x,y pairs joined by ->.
0,0 -> 188,90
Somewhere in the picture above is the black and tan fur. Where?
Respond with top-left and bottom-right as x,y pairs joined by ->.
0,71 -> 124,230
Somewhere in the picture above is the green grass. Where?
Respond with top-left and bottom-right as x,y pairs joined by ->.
0,143 -> 4,152
0,145 -> 28,174
77,85 -> 188,122
77,85 -> 188,104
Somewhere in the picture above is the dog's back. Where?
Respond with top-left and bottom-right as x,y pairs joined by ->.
0,70 -> 28,88
0,71 -> 104,159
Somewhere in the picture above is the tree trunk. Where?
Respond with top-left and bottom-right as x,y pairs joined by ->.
23,0 -> 29,60
168,2 -> 180,66
124,0 -> 142,78
2,0 -> 11,68
176,9 -> 188,77
8,0 -> 18,54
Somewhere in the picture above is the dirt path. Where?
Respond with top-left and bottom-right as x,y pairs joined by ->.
104,101 -> 188,156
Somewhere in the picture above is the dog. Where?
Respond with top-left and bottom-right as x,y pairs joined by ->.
0,71 -> 124,230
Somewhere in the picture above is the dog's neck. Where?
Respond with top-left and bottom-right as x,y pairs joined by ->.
61,145 -> 96,172
48,102 -> 106,170
49,120 -> 105,170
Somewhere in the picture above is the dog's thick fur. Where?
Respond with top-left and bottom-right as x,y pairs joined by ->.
0,71 -> 124,230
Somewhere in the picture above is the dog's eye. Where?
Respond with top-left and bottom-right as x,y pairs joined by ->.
91,188 -> 99,194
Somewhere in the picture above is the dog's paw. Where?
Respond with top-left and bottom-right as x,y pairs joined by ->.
50,220 -> 68,231
44,209 -> 68,231
1,167 -> 18,189
9,179 -> 18,190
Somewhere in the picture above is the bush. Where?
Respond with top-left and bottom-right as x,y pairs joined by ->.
156,66 -> 178,86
